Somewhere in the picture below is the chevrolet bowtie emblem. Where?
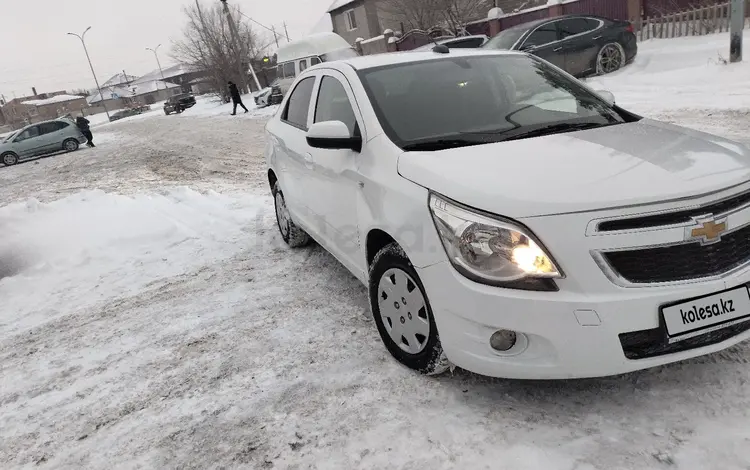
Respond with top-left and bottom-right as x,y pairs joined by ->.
687,216 -> 727,245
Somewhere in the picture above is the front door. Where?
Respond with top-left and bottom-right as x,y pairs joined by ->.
520,21 -> 566,71
12,125 -> 43,158
306,71 -> 364,276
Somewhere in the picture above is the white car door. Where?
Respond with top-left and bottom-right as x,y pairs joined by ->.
272,75 -> 319,229
306,70 -> 366,276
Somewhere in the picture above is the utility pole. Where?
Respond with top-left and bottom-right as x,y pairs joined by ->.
283,22 -> 291,42
272,25 -> 280,48
67,27 -> 110,120
730,0 -> 745,63
219,0 -> 261,93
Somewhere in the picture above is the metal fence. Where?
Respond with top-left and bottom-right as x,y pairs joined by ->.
637,1 -> 749,40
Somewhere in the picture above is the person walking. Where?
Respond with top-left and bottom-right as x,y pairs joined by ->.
75,116 -> 95,148
228,81 -> 248,115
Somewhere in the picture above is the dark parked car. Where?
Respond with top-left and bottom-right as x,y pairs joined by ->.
109,106 -> 149,122
164,93 -> 197,115
483,15 -> 637,77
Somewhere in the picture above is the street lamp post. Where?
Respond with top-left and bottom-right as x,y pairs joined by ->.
146,44 -> 167,90
67,27 -> 110,120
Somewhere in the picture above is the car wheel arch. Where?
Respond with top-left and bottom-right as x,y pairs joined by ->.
366,229 -> 398,268
268,169 -> 278,192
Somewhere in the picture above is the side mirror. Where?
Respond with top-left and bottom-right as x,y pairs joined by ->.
306,121 -> 362,152
596,90 -> 616,106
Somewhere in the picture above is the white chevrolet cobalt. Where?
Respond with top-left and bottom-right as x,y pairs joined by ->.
264,47 -> 750,379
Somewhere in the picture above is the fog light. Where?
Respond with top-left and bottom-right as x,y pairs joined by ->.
490,329 -> 517,352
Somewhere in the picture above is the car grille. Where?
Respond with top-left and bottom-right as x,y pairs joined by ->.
602,223 -> 750,284
619,319 -> 750,360
598,189 -> 750,232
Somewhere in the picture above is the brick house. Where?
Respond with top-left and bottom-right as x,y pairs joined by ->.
327,0 -> 544,43
1,92 -> 88,130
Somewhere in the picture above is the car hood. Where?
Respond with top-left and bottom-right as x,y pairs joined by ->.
397,119 -> 750,218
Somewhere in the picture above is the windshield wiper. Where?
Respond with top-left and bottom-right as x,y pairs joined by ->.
494,122 -> 611,142
402,138 -> 486,152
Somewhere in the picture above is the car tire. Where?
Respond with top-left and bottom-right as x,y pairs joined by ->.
165,110 -> 171,115
63,139 -> 79,152
596,42 -> 626,75
272,182 -> 311,248
1,152 -> 18,166
369,242 -> 449,375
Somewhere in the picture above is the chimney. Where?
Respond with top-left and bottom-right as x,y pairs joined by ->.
32,87 -> 37,96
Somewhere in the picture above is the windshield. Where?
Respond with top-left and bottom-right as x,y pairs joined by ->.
3,131 -> 18,143
321,47 -> 359,62
358,54 -> 626,150
484,28 -> 528,50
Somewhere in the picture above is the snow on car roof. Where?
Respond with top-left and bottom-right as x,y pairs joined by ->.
276,32 -> 352,63
339,48 -> 522,71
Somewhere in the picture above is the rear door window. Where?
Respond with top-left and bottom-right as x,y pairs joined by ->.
282,77 -> 316,129
558,18 -> 599,38
38,121 -> 66,135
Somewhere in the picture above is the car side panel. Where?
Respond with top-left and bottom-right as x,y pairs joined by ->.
563,25 -> 605,77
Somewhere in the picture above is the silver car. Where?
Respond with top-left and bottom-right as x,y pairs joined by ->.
1,118 -> 87,166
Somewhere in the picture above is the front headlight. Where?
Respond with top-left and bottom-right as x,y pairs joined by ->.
429,194 -> 562,291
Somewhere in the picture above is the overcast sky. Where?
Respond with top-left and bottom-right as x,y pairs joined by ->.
0,0 -> 334,100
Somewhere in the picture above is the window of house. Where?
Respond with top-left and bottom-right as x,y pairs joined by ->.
299,59 -> 308,72
282,77 -> 316,129
314,76 -> 358,136
558,18 -> 600,38
523,22 -> 560,48
344,9 -> 357,31
282,61 -> 296,79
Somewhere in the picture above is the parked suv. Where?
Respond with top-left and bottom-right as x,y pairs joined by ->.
266,49 -> 750,380
1,118 -> 87,166
164,93 -> 197,115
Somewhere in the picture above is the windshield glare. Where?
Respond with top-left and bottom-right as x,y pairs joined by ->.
484,28 -> 527,50
358,54 -> 623,150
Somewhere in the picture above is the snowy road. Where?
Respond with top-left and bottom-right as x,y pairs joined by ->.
4,35 -> 750,469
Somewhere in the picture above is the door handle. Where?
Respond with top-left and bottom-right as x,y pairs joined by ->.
592,35 -> 602,40
304,153 -> 313,169
553,47 -> 563,52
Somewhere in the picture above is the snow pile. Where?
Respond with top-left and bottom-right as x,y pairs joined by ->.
0,188 -> 266,335
184,94 -> 279,119
589,33 -> 750,116
23,94 -> 85,106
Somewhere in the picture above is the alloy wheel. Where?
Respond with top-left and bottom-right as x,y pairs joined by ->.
65,140 -> 78,151
377,268 -> 430,354
2,153 -> 17,165
275,191 -> 291,239
598,44 -> 624,74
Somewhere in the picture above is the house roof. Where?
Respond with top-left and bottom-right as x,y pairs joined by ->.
133,63 -> 201,84
102,73 -> 138,88
327,0 -> 358,13
22,94 -> 85,107
87,81 -> 180,104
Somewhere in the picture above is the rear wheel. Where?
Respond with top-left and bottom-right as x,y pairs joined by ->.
596,42 -> 626,75
164,110 -> 171,115
2,152 -> 19,166
63,139 -> 79,152
272,182 -> 311,248
369,243 -> 449,375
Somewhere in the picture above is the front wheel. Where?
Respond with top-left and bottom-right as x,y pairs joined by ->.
369,243 -> 449,375
164,110 -> 171,115
596,42 -> 626,75
63,139 -> 79,152
272,182 -> 311,248
2,152 -> 18,166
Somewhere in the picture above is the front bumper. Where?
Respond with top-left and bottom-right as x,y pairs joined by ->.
418,259 -> 750,380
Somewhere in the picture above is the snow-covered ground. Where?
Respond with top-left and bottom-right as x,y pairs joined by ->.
2,34 -> 750,469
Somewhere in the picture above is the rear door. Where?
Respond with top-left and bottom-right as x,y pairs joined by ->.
270,74 -> 318,228
12,126 -> 43,158
557,17 -> 604,76
37,121 -> 68,152
519,21 -> 566,70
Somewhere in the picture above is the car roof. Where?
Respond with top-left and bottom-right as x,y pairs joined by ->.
336,48 -> 523,71
501,13 -> 608,32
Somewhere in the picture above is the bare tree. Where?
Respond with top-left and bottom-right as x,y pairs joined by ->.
172,0 -> 271,99
379,0 -> 492,35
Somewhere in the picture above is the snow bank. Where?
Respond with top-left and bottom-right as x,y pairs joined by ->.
0,188 -> 266,336
588,33 -> 750,116
185,94 -> 279,119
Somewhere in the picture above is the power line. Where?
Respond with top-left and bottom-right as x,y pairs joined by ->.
235,8 -> 289,43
